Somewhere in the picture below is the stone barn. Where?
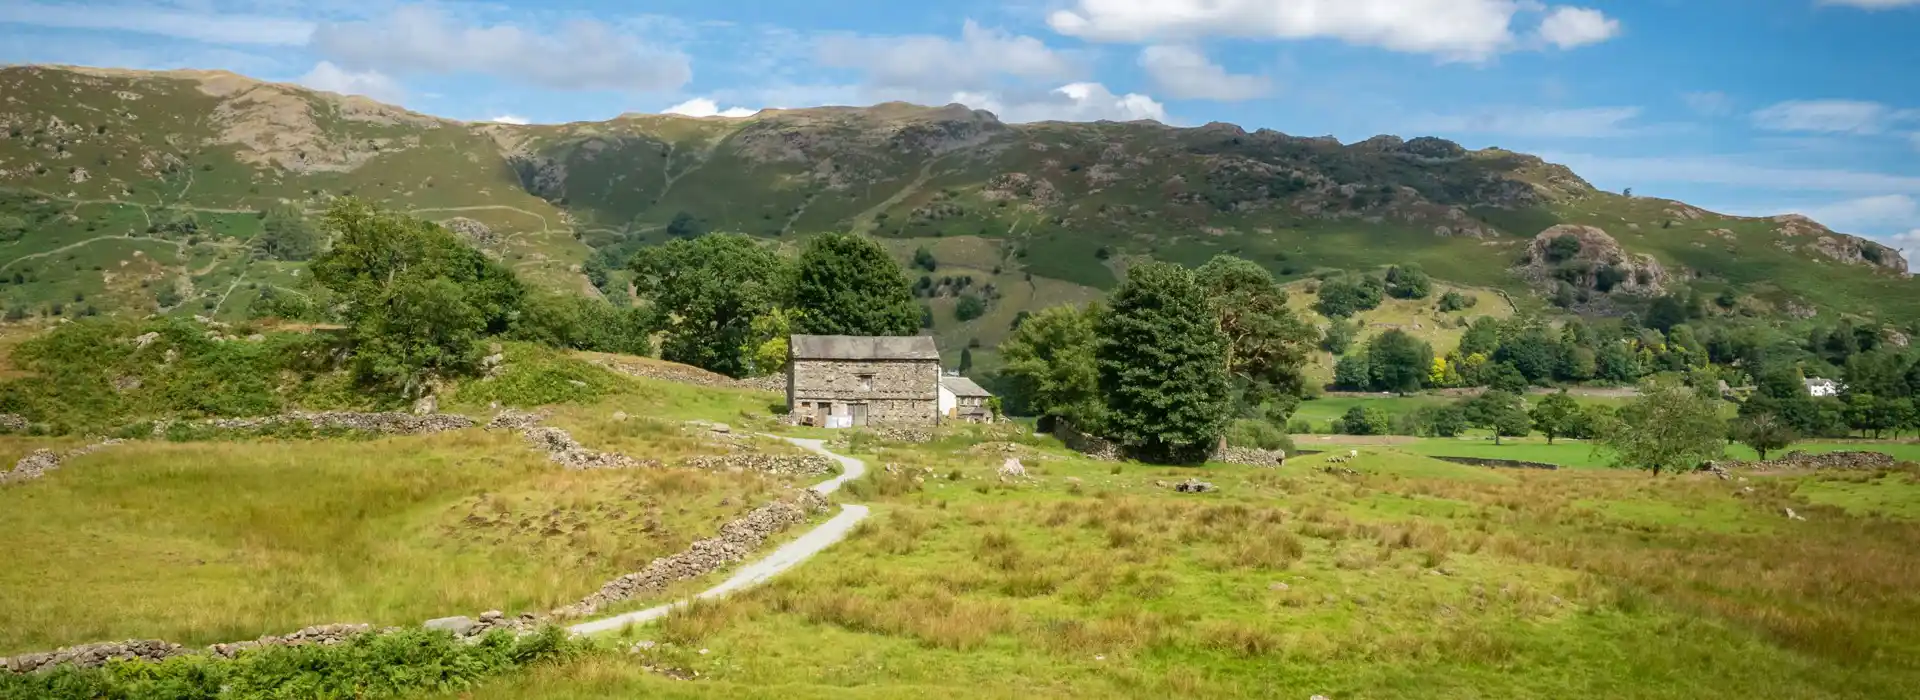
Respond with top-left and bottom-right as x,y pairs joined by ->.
787,335 -> 941,427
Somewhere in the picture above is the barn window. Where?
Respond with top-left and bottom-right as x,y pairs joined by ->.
859,374 -> 874,391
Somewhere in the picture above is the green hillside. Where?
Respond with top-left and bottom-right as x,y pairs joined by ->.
2,64 -> 1913,352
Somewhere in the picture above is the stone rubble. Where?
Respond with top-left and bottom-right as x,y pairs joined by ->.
205,624 -> 374,659
998,458 -> 1028,480
553,490 -> 830,618
0,413 -> 25,432
870,426 -> 933,443
485,408 -> 550,431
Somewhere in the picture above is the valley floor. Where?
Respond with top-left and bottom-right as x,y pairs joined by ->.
5,374 -> 1920,699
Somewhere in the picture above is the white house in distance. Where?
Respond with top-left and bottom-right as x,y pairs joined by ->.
1805,377 -> 1841,397
938,375 -> 994,423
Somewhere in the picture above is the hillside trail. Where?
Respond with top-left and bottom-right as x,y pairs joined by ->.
567,436 -> 870,636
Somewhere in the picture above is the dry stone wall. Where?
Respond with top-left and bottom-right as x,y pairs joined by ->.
554,489 -> 830,618
0,439 -> 123,485
519,427 -> 655,470
682,453 -> 835,477
1215,446 -> 1286,467
181,411 -> 477,435
1731,450 -> 1900,472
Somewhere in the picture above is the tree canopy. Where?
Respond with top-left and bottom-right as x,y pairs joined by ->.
1598,378 -> 1726,474
789,233 -> 920,337
1096,262 -> 1232,464
629,233 -> 784,378
999,303 -> 1103,426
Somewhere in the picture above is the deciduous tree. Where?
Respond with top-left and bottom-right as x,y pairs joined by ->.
1598,378 -> 1726,475
1096,262 -> 1231,463
630,233 -> 784,377
790,233 -> 920,337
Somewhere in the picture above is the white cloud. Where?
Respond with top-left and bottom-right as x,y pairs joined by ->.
486,115 -> 530,125
1536,7 -> 1621,49
954,83 -> 1167,124
663,98 -> 758,118
0,1 -> 314,45
817,21 -> 1081,92
1751,99 -> 1899,134
1138,45 -> 1271,101
297,61 -> 404,103
309,5 -> 690,92
1682,91 -> 1734,116
1046,0 -> 1620,61
1800,194 -> 1920,230
1411,106 -> 1645,138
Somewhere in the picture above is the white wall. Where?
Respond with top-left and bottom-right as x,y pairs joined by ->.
938,384 -> 956,416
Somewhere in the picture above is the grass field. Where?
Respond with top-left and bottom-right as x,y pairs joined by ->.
449,438 -> 1920,699
1291,435 -> 1920,469
0,358 -> 810,657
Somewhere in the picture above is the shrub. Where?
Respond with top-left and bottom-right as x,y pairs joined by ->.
1338,405 -> 1391,435
1227,419 -> 1294,451
0,627 -> 582,700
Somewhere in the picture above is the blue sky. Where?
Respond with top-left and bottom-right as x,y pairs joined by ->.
3,0 -> 1918,253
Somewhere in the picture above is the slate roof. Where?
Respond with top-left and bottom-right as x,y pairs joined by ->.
790,334 -> 939,361
941,375 -> 993,397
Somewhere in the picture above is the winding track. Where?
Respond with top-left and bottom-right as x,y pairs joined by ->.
567,437 -> 870,635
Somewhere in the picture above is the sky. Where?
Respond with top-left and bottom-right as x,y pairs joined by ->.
2,0 -> 1918,255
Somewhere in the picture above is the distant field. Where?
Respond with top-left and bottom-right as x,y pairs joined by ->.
1295,436 -> 1920,469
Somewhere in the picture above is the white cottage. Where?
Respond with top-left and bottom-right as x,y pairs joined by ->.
1804,377 -> 1841,397
938,375 -> 994,423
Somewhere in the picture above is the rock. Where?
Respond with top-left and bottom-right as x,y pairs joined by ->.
709,422 -> 732,434
1784,507 -> 1807,521
567,380 -> 588,388
629,640 -> 658,653
1269,582 -> 1290,591
411,394 -> 438,416
0,413 -> 25,432
612,411 -> 629,421
1172,479 -> 1215,493
998,458 -> 1028,480
522,427 -> 648,470
479,610 -> 504,622
1518,225 -> 1668,302
132,331 -> 160,349
1,439 -> 123,485
423,616 -> 477,635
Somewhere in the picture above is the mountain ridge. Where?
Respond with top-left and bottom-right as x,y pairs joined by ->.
0,64 -> 1911,336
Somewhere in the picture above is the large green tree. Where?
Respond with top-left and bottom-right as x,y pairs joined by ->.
999,303 -> 1102,426
1196,255 -> 1316,399
310,199 -> 525,394
1366,329 -> 1433,395
256,204 -> 320,261
790,233 -> 920,336
1096,262 -> 1232,464
1463,390 -> 1531,445
1730,411 -> 1796,461
1530,390 -> 1583,444
630,233 -> 785,377
1599,378 -> 1727,474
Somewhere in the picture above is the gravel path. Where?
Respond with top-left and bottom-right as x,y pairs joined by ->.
567,436 -> 869,635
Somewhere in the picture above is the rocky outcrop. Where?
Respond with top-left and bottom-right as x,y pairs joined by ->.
442,217 -> 500,249
0,413 -> 28,432
1517,224 -> 1667,297
553,490 -> 830,618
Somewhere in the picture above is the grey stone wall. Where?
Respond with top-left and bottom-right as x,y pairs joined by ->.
789,358 -> 939,426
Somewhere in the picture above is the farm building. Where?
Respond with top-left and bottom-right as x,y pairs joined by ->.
939,375 -> 995,423
787,335 -> 941,427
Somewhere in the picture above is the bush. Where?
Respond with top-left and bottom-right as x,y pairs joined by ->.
1227,419 -> 1294,451
955,294 -> 987,322
0,627 -> 582,700
448,343 -> 621,408
1437,291 -> 1477,312
1338,405 -> 1391,435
